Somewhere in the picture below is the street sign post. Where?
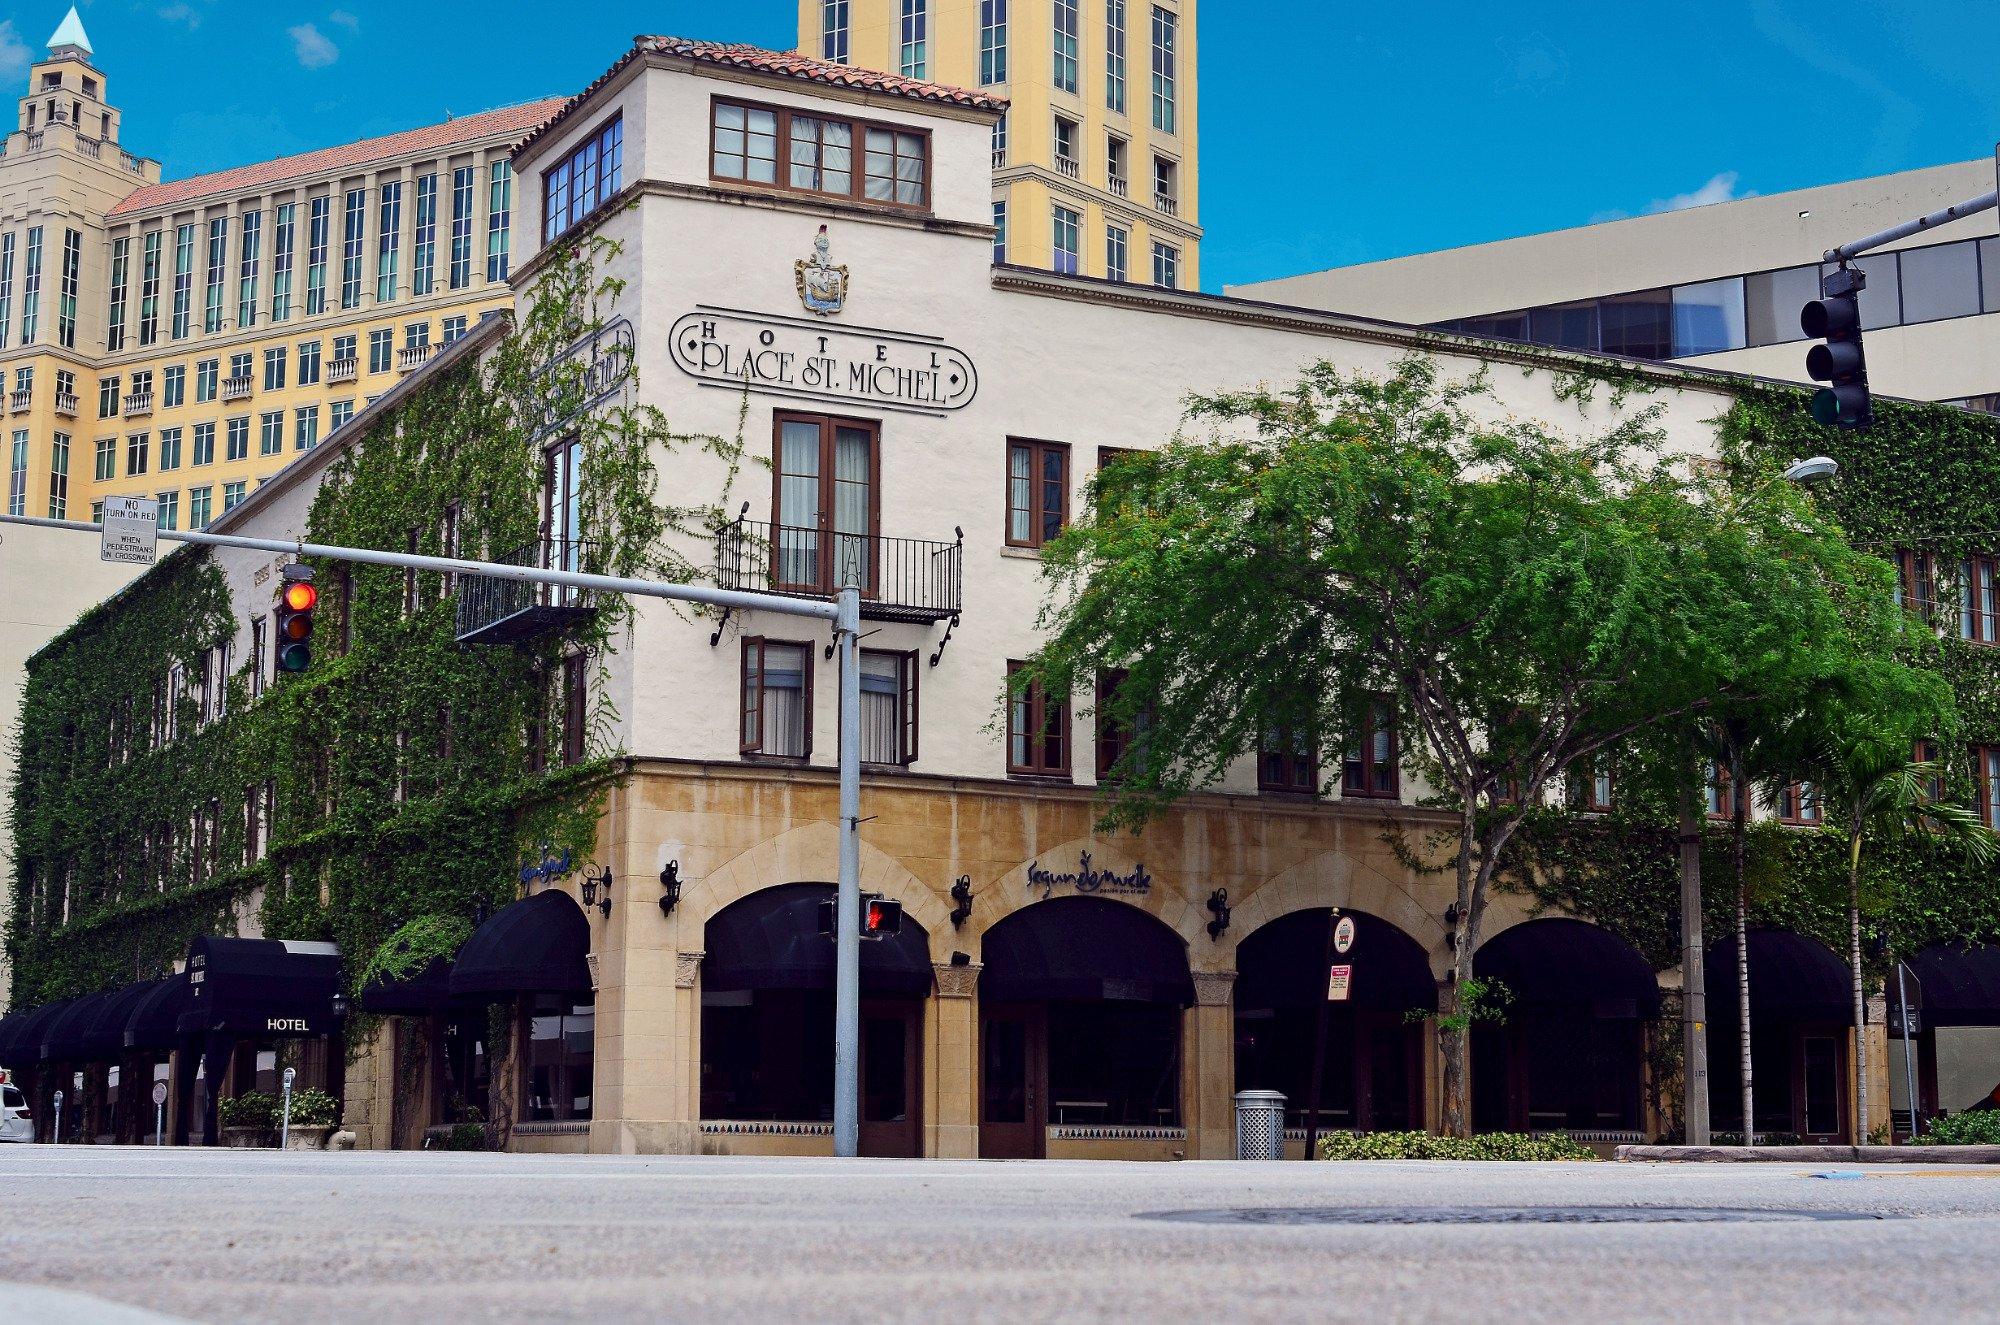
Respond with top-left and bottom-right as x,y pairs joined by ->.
152,1080 -> 168,1146
280,1066 -> 296,1150
98,495 -> 158,565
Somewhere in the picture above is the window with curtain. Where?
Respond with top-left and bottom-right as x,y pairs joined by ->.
1007,660 -> 1070,776
1962,554 -> 2000,644
1007,438 -> 1068,546
773,413 -> 877,594
741,638 -> 812,758
1342,698 -> 1398,798
860,649 -> 919,766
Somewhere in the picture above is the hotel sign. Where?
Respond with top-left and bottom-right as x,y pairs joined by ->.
670,307 -> 978,416
1027,850 -> 1153,901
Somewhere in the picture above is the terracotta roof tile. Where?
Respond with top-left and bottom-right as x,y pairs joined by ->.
107,99 -> 568,218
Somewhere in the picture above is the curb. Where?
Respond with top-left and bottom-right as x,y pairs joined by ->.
1616,1144 -> 2000,1164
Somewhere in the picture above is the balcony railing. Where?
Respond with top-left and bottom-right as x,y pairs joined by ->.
991,148 -> 1007,168
1154,193 -> 1178,217
455,538 -> 596,647
220,376 -> 253,402
123,391 -> 153,417
714,520 -> 962,624
1109,175 -> 1128,198
53,391 -> 77,418
9,389 -> 32,413
1056,156 -> 1080,180
327,357 -> 358,384
396,344 -> 434,373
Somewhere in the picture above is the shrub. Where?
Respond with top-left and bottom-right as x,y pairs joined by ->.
1317,1130 -> 1597,1161
1917,1111 -> 2000,1146
444,1122 -> 487,1151
284,1088 -> 339,1128
217,1092 -> 277,1129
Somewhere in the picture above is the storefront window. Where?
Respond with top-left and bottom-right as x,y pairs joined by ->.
524,993 -> 593,1122
1046,1003 -> 1180,1126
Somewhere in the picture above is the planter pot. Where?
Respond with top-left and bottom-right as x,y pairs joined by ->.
283,1125 -> 335,1151
222,1126 -> 273,1149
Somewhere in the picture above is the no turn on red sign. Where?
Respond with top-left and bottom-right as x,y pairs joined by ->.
100,495 -> 159,565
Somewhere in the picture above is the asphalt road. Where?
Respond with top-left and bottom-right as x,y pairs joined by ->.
3,1148 -> 1998,1324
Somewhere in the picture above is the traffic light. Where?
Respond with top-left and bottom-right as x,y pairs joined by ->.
817,893 -> 903,939
1802,266 -> 1871,430
275,564 -> 317,674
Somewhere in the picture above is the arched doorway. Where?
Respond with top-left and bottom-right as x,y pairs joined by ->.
700,882 -> 934,1157
1233,909 -> 1435,1135
1472,918 -> 1659,1136
977,896 -> 1194,1158
1706,928 -> 1851,1142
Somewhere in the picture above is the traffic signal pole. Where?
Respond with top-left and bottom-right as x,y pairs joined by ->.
1821,189 -> 1995,264
3,511 -> 872,1158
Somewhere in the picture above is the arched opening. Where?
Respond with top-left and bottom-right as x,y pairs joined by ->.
1233,908 -> 1435,1135
976,896 -> 1193,1158
1472,918 -> 1659,1136
700,882 -> 934,1157
1705,929 -> 1851,1142
1901,940 -> 2000,1128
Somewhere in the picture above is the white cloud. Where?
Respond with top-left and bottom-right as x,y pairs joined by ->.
328,9 -> 361,31
288,22 -> 339,69
1645,171 -> 1755,215
157,3 -> 202,30
0,21 -> 30,82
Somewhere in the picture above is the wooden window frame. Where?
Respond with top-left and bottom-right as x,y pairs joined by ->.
708,97 -> 933,213
1005,437 -> 1070,548
1973,745 -> 2000,832
859,646 -> 920,767
1895,549 -> 1936,623
1705,762 -> 1738,821
1259,725 -> 1317,796
741,636 -> 815,759
1960,553 -> 2000,645
1771,780 -> 1822,826
1095,669 -> 1135,782
771,411 -> 882,596
1572,758 -> 1614,813
560,651 -> 588,767
1341,698 -> 1400,799
1006,660 -> 1071,778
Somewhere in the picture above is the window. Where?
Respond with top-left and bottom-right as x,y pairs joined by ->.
979,0 -> 1008,83
330,399 -> 355,433
170,223 -> 194,338
297,340 -> 321,385
1053,0 -> 1079,92
1107,134 -> 1127,190
992,111 -> 1008,166
1053,114 -> 1078,174
822,0 -> 850,62
162,364 -> 185,408
192,422 -> 215,466
1571,758 -> 1614,812
295,405 -> 320,451
1894,549 -> 1938,623
1095,669 -> 1147,781
1106,225 -> 1129,282
376,179 -> 402,303
6,430 -> 25,517
899,0 -> 928,79
47,432 -> 68,518
1007,438 -> 1069,546
306,195 -> 331,315
1771,781 -> 1821,826
1106,0 -> 1127,111
741,638 -> 813,757
1007,661 -> 1071,776
545,433 -> 585,585
442,314 -> 467,344
270,202 -> 295,321
448,168 -> 474,289
523,994 -> 594,1123
158,427 -> 181,471
860,649 -> 919,765
189,484 -> 212,530
94,435 -> 115,482
866,127 -> 928,206
772,413 -> 878,594
19,226 -> 43,343
1599,290 -> 1673,359
1974,746 -> 2000,832
223,479 -> 245,512
1260,722 -> 1317,794
368,328 -> 394,374
332,332 -> 357,366
263,346 -> 286,391
196,358 -> 218,403
1899,241 -> 1980,324
259,411 -> 284,456
340,188 -> 366,309
405,322 -> 430,352
203,216 -> 228,333
236,210 -> 262,329
126,432 -> 148,477
1153,155 -> 1177,205
1150,6 -> 1177,132
225,416 -> 249,462
99,375 -> 120,418
1151,241 -> 1179,289
156,489 -> 178,531
139,230 -> 162,345
559,651 -> 589,766
993,200 -> 1008,263
57,228 -> 81,348
486,161 -> 512,282
711,100 -> 930,209
1051,205 -> 1080,275
1669,276 -> 1745,357
1961,554 -> 2000,644
787,114 -> 855,195
0,233 -> 13,350
411,174 -> 437,297
542,116 -> 624,244
1822,251 -> 1901,331
1342,698 -> 1398,798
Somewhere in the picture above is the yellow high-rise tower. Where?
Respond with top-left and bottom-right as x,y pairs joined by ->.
798,0 -> 1199,286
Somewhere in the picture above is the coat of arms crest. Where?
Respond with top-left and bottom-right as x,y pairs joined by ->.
795,224 -> 850,317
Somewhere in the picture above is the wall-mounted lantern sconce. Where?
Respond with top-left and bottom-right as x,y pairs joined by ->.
1205,888 -> 1231,941
1443,901 -> 1460,950
580,865 -> 614,918
949,875 -> 973,928
658,862 -> 682,918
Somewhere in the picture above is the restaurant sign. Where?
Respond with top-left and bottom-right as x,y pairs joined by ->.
670,307 -> 978,416
1027,850 -> 1153,901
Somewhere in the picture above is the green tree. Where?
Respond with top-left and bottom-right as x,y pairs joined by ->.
1021,356 -> 1907,1134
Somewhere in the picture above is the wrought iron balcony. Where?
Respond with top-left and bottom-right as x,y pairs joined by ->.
220,376 -> 253,402
714,520 -> 962,624
454,538 -> 596,647
327,357 -> 358,384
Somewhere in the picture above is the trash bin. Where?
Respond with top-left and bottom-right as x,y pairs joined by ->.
1235,1089 -> 1287,1160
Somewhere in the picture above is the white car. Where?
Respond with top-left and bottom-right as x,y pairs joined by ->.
1,1081 -> 32,1142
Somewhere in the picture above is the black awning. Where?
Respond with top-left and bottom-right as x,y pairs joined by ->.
1706,928 -> 1850,1021
177,936 -> 344,1038
981,895 -> 1194,1006
1474,917 -> 1663,1019
703,883 -> 934,998
124,974 -> 194,1051
362,957 -> 463,1015
449,890 -> 592,999
1235,908 -> 1438,1014
0,1000 -> 72,1069
39,991 -> 118,1063
1907,941 -> 2000,1027
80,980 -> 168,1059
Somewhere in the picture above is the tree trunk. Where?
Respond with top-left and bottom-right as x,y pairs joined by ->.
1848,831 -> 1869,1142
1437,803 -> 1479,1139
1732,758 -> 1755,1144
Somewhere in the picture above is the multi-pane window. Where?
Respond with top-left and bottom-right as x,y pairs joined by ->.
711,100 -> 930,209
298,339 -> 321,385
1053,115 -> 1078,173
1051,205 -> 1080,275
1053,0 -> 1079,92
1960,554 -> 1999,644
541,116 -> 624,244
294,405 -> 320,451
106,236 -> 130,351
1007,661 -> 1071,776
188,484 -> 212,530
156,489 -> 178,531
486,161 -> 512,282
158,427 -> 181,471
740,638 -> 813,757
404,321 -> 430,352
191,422 -> 215,466
860,649 -> 920,765
1095,669 -> 1144,781
1771,781 -> 1822,825
786,114 -> 855,196
448,167 -> 475,289
1106,0 -> 1128,111
899,0 -> 928,79
126,432 -> 149,477
1150,5 -> 1177,133
6,430 -> 25,517
263,345 -> 286,391
170,223 -> 195,338
259,410 -> 284,456
269,203 -> 295,321
1106,225 -> 1128,282
225,416 -> 250,462
332,333 -> 356,367
195,358 -> 218,403
1153,154 -> 1176,205
94,435 -> 116,482
1895,549 -> 1938,622
1571,758 -> 1614,812
0,233 -> 14,350
979,0 -> 1008,84
340,188 -> 366,309
442,314 -> 467,344
203,217 -> 228,333
138,230 -> 162,345
223,479 -> 245,512
522,994 -> 594,1123
99,375 -> 120,418
992,111 -> 1008,166
713,103 -> 777,184
162,364 -> 185,408
19,226 -> 43,343
1007,438 -> 1068,546
1342,698 -> 1398,798
237,210 -> 262,329
368,328 -> 394,374
993,201 -> 1008,263
47,432 -> 68,519
1974,746 -> 2000,832
772,414 -> 878,595
306,195 -> 332,315
1152,241 -> 1179,289
376,180 -> 402,303
329,399 -> 355,433
1260,722 -> 1317,794
411,174 -> 437,297
230,351 -> 253,384
822,0 -> 851,62
57,228 -> 81,348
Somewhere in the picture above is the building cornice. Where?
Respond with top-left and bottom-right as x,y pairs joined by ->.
1006,164 -> 1204,241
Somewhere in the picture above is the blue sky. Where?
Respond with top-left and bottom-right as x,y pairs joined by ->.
7,2 -> 1997,292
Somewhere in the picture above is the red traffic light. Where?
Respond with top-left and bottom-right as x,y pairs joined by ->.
863,897 -> 903,937
283,581 -> 318,612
